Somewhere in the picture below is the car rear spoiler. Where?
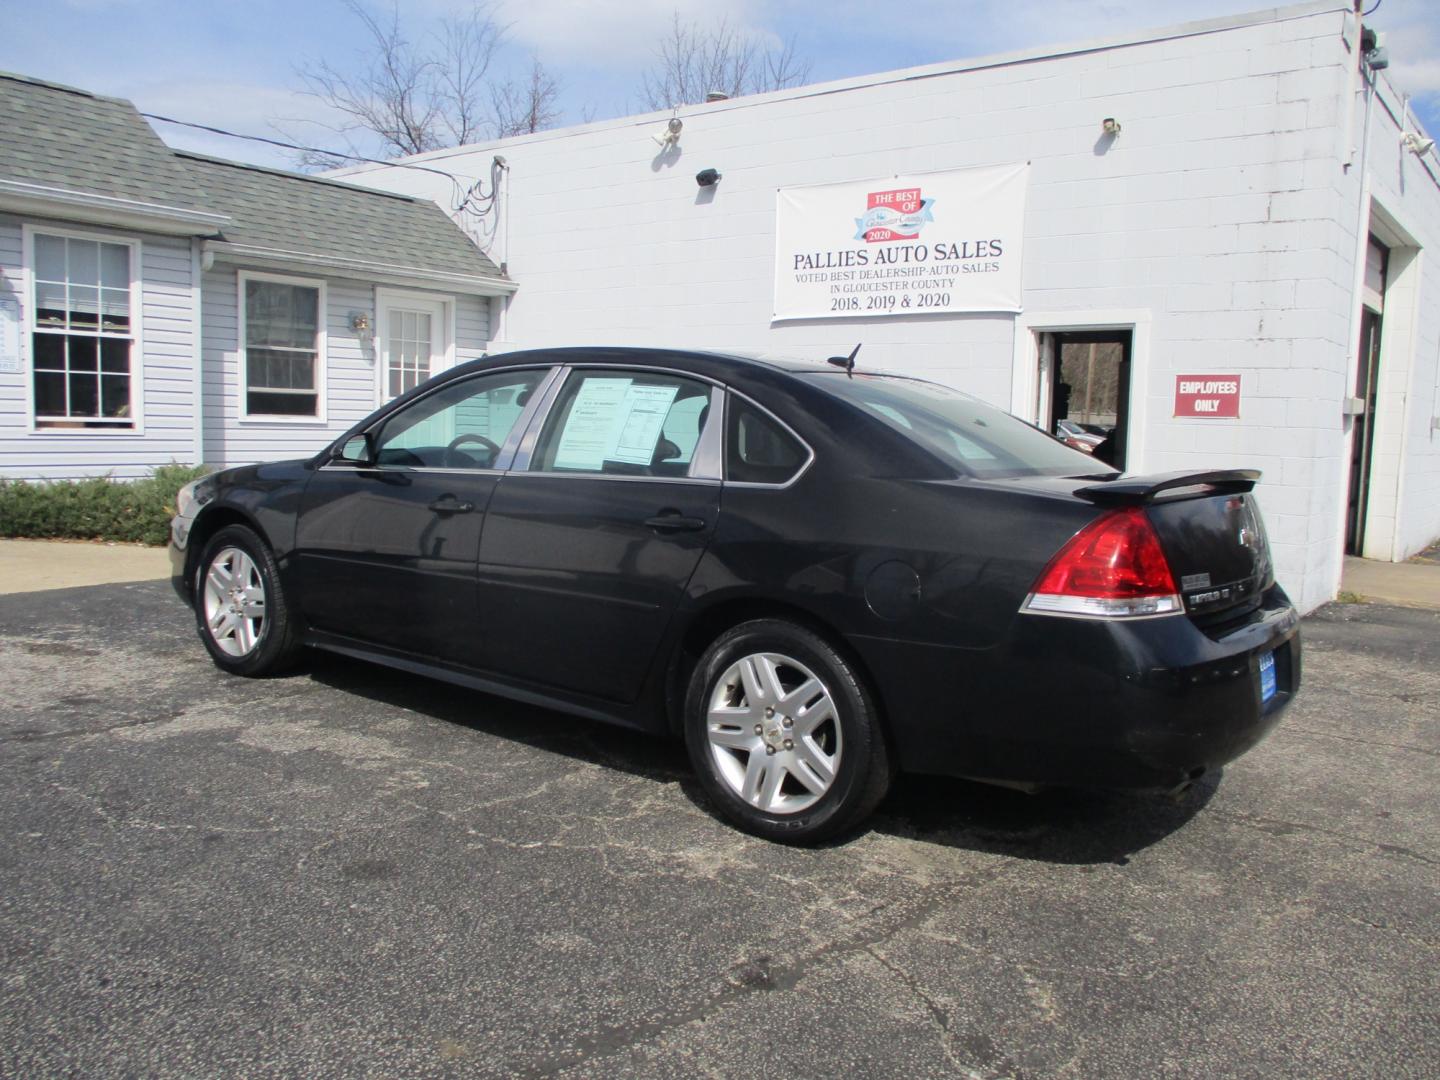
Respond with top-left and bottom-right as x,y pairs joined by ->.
1073,469 -> 1261,507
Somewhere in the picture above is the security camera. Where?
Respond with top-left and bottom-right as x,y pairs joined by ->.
695,168 -> 721,187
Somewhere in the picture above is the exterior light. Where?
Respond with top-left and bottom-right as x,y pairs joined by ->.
1102,118 -> 1121,136
1403,132 -> 1435,157
696,168 -> 722,188
350,312 -> 371,336
653,116 -> 683,148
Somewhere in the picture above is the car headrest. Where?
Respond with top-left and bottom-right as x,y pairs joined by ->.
516,389 -> 532,407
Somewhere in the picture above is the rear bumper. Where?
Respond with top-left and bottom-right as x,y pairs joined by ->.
855,585 -> 1301,791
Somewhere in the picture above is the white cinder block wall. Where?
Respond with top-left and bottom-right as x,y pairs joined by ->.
338,1 -> 1440,613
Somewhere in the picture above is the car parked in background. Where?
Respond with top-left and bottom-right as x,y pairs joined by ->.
1055,418 -> 1104,453
172,348 -> 1300,843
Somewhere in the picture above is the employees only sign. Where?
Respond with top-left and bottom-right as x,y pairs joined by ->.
773,163 -> 1028,322
1174,374 -> 1242,418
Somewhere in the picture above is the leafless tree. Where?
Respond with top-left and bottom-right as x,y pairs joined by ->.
638,14 -> 812,111
491,57 -> 562,137
283,0 -> 559,168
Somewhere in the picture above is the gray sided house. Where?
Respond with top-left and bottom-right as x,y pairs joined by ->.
0,72 -> 513,481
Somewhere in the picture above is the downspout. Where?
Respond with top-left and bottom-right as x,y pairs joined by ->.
496,158 -> 512,348
190,238 -> 205,467
1342,1 -> 1364,169
1333,47 -> 1376,588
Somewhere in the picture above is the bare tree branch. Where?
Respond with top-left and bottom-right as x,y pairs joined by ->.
492,57 -> 562,138
435,7 -> 505,146
638,13 -> 812,111
283,0 -> 560,168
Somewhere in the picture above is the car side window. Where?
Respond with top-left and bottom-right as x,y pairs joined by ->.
530,370 -> 712,477
726,395 -> 807,485
374,369 -> 546,469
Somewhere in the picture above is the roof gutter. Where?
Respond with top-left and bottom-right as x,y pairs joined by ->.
0,178 -> 228,236
203,241 -> 517,296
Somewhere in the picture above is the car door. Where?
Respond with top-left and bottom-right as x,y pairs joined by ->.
294,366 -> 555,666
475,366 -> 723,703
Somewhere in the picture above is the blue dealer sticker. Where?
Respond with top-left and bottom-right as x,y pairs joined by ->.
1259,650 -> 1277,703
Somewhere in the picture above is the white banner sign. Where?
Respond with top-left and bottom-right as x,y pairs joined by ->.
773,163 -> 1028,321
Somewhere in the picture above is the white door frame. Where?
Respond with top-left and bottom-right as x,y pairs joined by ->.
374,288 -> 455,404
1011,309 -> 1153,473
1353,199 -> 1424,562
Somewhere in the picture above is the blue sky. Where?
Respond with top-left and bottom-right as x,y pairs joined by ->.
3,0 -> 1437,171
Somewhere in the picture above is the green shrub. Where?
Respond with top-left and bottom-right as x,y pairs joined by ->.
0,464 -> 210,546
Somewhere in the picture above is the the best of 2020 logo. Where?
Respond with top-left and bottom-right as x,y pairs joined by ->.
854,187 -> 936,242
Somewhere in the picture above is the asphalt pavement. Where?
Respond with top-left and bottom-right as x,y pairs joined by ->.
0,581 -> 1435,1078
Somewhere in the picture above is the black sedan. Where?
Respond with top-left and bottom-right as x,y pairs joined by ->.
171,348 -> 1300,843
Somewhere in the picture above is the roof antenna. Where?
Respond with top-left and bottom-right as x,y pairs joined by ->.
827,343 -> 861,378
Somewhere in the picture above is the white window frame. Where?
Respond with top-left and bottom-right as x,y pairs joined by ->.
1011,309 -> 1152,475
238,269 -> 328,424
21,224 -> 145,436
373,287 -> 455,406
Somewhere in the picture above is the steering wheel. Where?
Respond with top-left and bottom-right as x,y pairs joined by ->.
444,432 -> 501,468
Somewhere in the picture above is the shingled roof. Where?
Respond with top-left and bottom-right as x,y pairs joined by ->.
177,151 -> 503,284
0,72 -> 209,214
0,70 -> 506,289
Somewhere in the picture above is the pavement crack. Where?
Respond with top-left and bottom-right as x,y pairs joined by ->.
1284,724 -> 1439,758
861,943 -> 978,1075
0,712 -> 181,744
1210,808 -> 1437,866
511,862 -> 1019,1078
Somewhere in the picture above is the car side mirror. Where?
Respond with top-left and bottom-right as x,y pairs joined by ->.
337,433 -> 375,466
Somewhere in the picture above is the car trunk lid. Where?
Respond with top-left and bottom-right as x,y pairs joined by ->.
1072,470 -> 1274,624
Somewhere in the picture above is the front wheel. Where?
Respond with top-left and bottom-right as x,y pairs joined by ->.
194,524 -> 302,676
684,619 -> 892,844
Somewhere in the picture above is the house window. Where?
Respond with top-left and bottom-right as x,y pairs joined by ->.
243,275 -> 323,417
31,232 -> 136,429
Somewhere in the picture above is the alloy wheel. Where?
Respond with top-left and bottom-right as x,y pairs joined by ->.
705,651 -> 842,814
201,546 -> 266,658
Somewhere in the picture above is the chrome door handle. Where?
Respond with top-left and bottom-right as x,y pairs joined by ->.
428,496 -> 475,514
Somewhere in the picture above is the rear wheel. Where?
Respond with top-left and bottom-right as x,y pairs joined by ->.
684,619 -> 891,844
194,524 -> 302,676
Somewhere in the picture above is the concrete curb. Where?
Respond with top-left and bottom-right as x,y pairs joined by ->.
1340,555 -> 1440,612
0,539 -> 170,595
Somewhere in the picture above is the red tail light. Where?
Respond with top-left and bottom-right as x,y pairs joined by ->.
1024,507 -> 1182,618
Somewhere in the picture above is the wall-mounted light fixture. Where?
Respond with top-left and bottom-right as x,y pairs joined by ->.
1102,117 -> 1121,137
1403,131 -> 1436,157
350,312 -> 372,337
652,116 -> 683,148
695,168 -> 722,188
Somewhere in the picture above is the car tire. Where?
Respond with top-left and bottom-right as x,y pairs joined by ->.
193,524 -> 303,677
684,619 -> 892,844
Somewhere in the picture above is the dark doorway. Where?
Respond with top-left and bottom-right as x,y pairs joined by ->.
1345,307 -> 1384,555
1045,331 -> 1132,470
1345,236 -> 1388,557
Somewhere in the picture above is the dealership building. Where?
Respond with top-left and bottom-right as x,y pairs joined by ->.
336,0 -> 1440,615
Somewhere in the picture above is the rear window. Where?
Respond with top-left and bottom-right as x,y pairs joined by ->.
727,396 -> 808,484
805,373 -> 1104,479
